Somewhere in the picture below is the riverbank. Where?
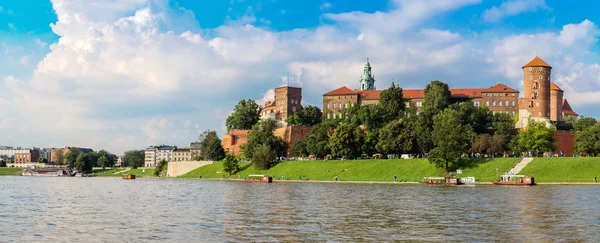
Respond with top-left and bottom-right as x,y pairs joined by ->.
179,158 -> 521,182
519,157 -> 600,182
0,168 -> 24,176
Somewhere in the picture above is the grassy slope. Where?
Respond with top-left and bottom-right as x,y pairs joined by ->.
519,157 -> 600,182
180,158 -> 520,182
89,168 -> 156,177
0,168 -> 24,176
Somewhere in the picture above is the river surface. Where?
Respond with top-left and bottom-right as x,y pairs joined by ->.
1,177 -> 599,242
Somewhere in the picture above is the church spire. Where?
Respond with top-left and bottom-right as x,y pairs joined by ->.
359,57 -> 376,91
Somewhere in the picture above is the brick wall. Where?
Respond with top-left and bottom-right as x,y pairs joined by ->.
554,130 -> 575,156
222,126 -> 312,157
222,130 -> 251,156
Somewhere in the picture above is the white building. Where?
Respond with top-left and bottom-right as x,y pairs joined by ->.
0,146 -> 33,162
144,145 -> 177,167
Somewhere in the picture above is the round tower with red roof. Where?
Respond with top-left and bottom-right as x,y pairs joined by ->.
517,56 -> 552,128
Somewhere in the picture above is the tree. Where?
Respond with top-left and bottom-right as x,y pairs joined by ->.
378,83 -> 405,122
285,105 -> 322,126
290,140 -> 309,157
493,113 -> 515,138
252,144 -> 277,170
74,153 -> 94,173
154,159 -> 168,176
355,104 -> 386,132
222,154 -> 239,175
98,156 -> 109,170
361,132 -> 379,156
490,134 -> 506,156
429,109 -> 475,172
518,121 -> 556,156
205,138 -> 226,161
416,80 -> 451,153
450,101 -> 493,135
573,117 -> 597,132
0,160 -> 6,167
328,123 -> 364,158
196,130 -> 219,160
37,157 -> 49,164
242,119 -> 287,159
471,134 -> 492,155
574,125 -> 600,156
65,149 -> 81,167
54,150 -> 65,165
225,99 -> 260,131
96,150 -> 116,168
305,121 -> 337,158
377,119 -> 414,155
123,150 -> 145,169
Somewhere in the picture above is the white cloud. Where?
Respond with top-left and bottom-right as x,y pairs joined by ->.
33,38 -> 48,48
2,0 -> 600,154
320,3 -> 332,10
483,0 -> 549,22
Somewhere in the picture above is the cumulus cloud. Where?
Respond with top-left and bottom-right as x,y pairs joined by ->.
2,0 -> 600,154
483,0 -> 549,22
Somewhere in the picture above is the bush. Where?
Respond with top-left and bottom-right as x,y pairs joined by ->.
223,154 -> 239,175
252,144 -> 277,170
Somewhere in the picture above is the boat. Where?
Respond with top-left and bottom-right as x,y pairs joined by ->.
492,175 -> 535,186
245,174 -> 272,183
122,174 -> 136,180
422,176 -> 465,185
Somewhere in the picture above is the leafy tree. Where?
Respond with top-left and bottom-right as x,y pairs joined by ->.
96,150 -> 116,168
222,154 -> 239,175
429,109 -> 475,172
355,104 -> 386,132
508,134 -> 526,155
0,160 -> 6,167
290,140 -> 309,157
74,153 -> 94,173
286,105 -> 322,126
54,150 -> 65,165
97,156 -> 109,170
377,119 -> 414,155
573,117 -> 597,132
252,144 -> 277,170
379,83 -> 405,122
37,157 -> 49,163
305,121 -> 337,158
123,150 -> 145,169
518,121 -> 556,156
196,130 -> 219,160
154,159 -> 168,176
225,99 -> 260,131
65,149 -> 81,167
563,115 -> 577,124
574,125 -> 600,156
205,137 -> 226,161
416,80 -> 451,153
361,132 -> 379,156
493,113 -> 515,137
242,119 -> 287,159
450,101 -> 493,135
471,134 -> 492,155
490,134 -> 506,156
328,123 -> 365,158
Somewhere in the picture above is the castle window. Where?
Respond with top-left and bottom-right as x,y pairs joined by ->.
333,103 -> 336,109
327,103 -> 330,109
292,107 -> 296,112
536,103 -> 539,107
486,101 -> 490,107
474,101 -> 480,107
539,67 -> 543,71
548,76 -> 550,80
512,94 -> 516,96
534,91 -> 538,98
529,76 -> 533,80
351,103 -> 354,107
512,101 -> 515,106
345,103 -> 348,108
486,93 -> 489,97
539,76 -> 543,80
505,101 -> 509,106
280,107 -> 283,112
499,101 -> 502,107
333,113 -> 337,119
492,93 -> 495,97
512,111 -> 515,116
416,101 -> 422,107
493,101 -> 496,106
327,113 -> 330,119
529,67 -> 532,71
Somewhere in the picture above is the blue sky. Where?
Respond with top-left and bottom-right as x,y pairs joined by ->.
1,0 -> 600,154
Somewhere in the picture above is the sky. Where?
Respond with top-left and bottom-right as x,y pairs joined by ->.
1,0 -> 600,154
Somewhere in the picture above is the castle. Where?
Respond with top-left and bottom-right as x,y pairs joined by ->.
323,56 -> 579,126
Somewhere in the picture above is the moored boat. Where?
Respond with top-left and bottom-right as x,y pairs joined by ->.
245,175 -> 272,183
122,174 -> 136,180
422,176 -> 465,185
492,175 -> 535,186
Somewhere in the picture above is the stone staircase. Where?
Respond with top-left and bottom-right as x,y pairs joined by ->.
508,158 -> 534,175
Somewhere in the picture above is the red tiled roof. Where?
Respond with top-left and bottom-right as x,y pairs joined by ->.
449,88 -> 483,98
483,83 -> 519,93
550,82 -> 563,92
323,86 -> 357,96
358,90 -> 383,99
403,89 -> 426,98
562,99 -> 578,116
523,56 -> 552,68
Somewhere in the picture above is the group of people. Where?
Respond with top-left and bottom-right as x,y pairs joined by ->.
499,171 -> 516,181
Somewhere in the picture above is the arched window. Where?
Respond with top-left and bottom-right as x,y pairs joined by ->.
486,101 -> 490,107
327,103 -> 330,109
333,103 -> 336,109
333,113 -> 337,119
512,101 -> 515,106
493,101 -> 496,106
327,113 -> 330,119
505,101 -> 508,106
345,103 -> 348,108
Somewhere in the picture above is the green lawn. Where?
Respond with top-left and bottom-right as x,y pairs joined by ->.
0,168 -> 24,176
519,157 -> 600,182
180,158 -> 520,182
89,168 -> 156,177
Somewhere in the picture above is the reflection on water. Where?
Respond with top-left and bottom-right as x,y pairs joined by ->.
1,177 -> 599,242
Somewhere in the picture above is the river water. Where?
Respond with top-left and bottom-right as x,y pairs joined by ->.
1,177 -> 599,242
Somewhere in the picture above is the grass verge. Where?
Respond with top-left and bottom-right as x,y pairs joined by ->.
519,157 -> 600,182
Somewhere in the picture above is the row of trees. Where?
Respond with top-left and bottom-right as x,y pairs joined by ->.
573,117 -> 600,156
52,149 -> 118,172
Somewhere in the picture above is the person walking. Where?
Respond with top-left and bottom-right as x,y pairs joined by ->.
594,177 -> 597,183
393,176 -> 397,182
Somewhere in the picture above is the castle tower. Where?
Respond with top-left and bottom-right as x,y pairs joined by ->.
359,58 -> 376,91
550,82 -> 564,122
516,56 -> 552,128
274,86 -> 302,122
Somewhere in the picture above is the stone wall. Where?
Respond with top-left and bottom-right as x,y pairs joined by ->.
167,161 -> 212,177
222,130 -> 251,156
222,126 -> 312,157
